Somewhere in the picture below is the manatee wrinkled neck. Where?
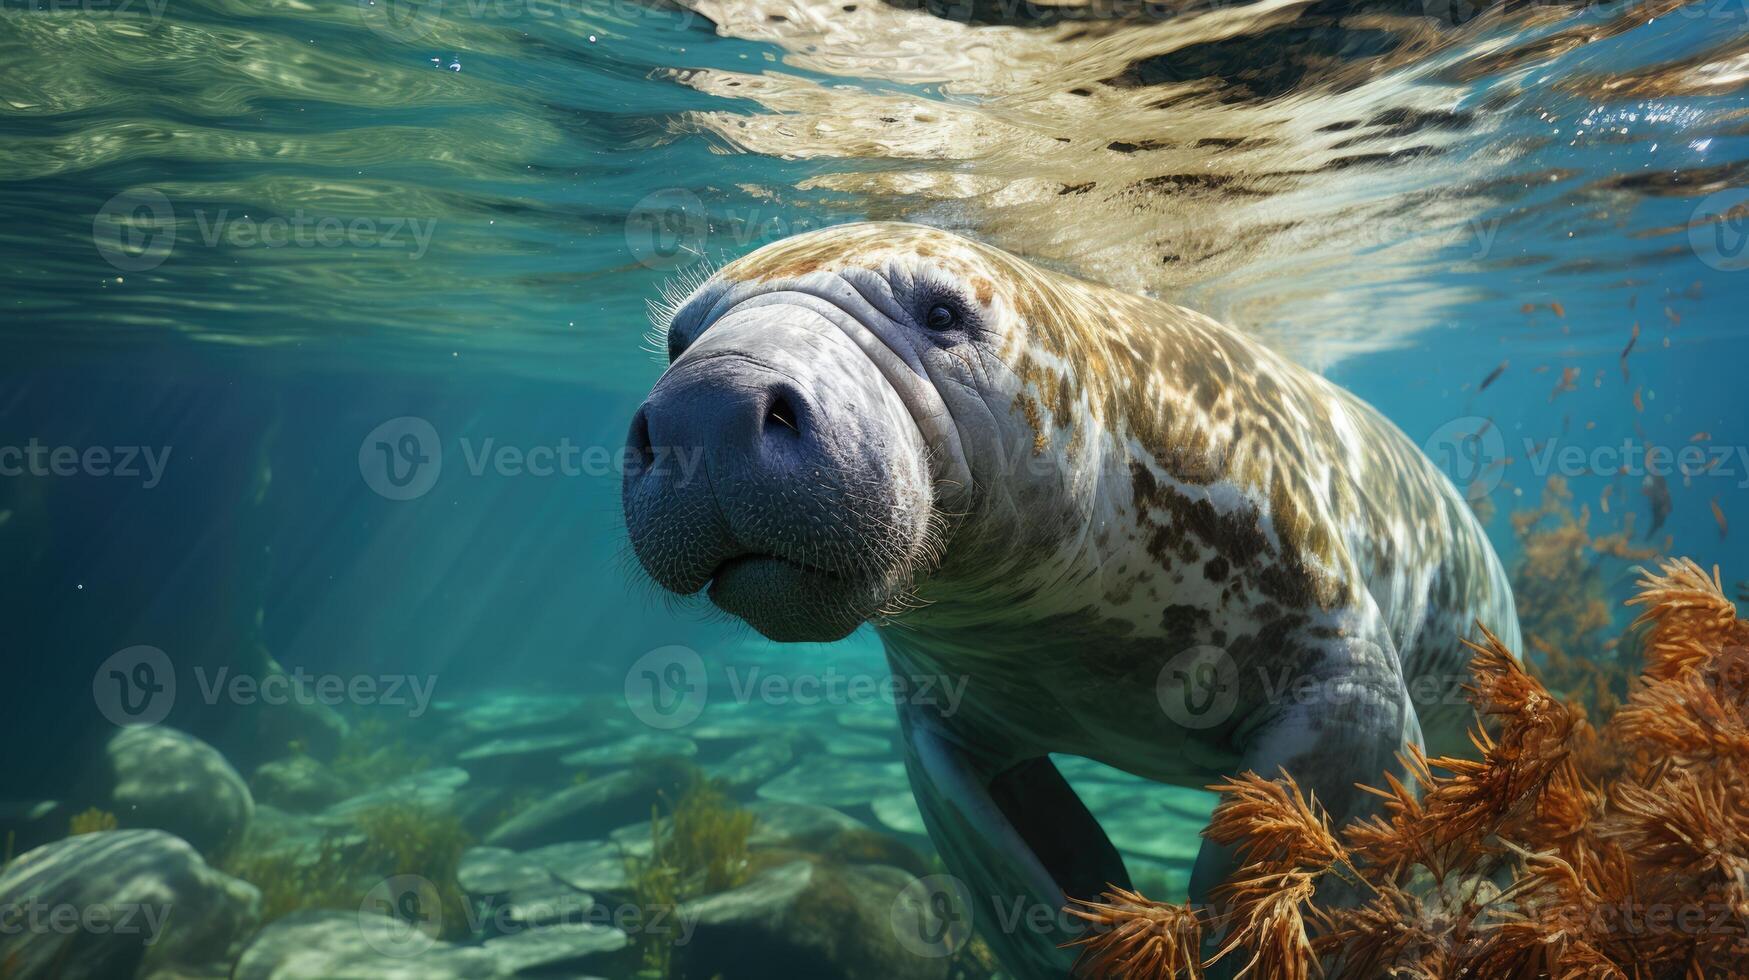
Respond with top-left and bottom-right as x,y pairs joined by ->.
889,429 -> 1128,647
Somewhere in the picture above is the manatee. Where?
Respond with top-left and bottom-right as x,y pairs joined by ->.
621,222 -> 1521,977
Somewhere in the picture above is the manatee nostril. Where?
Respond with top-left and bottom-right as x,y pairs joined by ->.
626,405 -> 656,474
765,391 -> 802,438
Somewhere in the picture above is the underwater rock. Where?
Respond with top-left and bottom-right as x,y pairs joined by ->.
609,800 -> 867,860
488,880 -> 598,931
683,709 -> 799,742
232,909 -> 506,980
604,821 -> 659,859
481,922 -> 627,975
241,805 -> 366,869
319,766 -> 469,826
250,755 -> 348,812
744,801 -> 867,848
704,738 -> 796,795
458,846 -> 596,931
558,733 -> 697,769
833,705 -> 899,735
870,792 -> 928,837
456,733 -> 597,781
521,839 -> 632,897
756,757 -> 908,808
483,760 -> 692,850
813,827 -> 935,880
456,692 -> 592,736
0,829 -> 261,979
820,731 -> 893,758
459,846 -> 558,897
676,859 -> 950,980
100,727 -> 254,857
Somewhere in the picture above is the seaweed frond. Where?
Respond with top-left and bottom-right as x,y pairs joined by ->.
1627,558 -> 1742,680
66,808 -> 117,836
1206,870 -> 1321,980
1064,886 -> 1204,980
1205,770 -> 1346,872
1067,554 -> 1749,980
1612,663 -> 1749,762
1605,767 -> 1747,881
222,802 -> 470,936
624,772 -> 756,976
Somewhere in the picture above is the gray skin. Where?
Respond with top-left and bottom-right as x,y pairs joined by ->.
622,223 -> 1520,979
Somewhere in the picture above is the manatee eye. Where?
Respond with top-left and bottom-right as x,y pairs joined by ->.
925,303 -> 958,331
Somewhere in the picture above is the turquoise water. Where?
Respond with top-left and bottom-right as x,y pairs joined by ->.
2,1 -> 1747,977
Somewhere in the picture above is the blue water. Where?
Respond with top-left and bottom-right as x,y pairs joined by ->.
2,0 -> 1747,974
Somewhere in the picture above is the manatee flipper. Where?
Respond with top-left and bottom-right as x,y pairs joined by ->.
1189,621 -> 1422,904
896,704 -> 1131,980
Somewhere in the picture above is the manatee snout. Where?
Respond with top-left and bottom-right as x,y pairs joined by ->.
622,302 -> 936,642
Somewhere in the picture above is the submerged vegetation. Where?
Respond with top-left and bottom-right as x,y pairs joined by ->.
1067,557 -> 1749,979
64,808 -> 116,837
1508,476 -> 1666,721
223,802 -> 470,936
626,774 -> 756,978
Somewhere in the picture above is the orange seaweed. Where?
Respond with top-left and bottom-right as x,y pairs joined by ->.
1066,558 -> 1749,980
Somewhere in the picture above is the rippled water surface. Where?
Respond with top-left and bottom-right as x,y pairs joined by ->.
6,0 -> 1747,369
2,0 -> 1747,968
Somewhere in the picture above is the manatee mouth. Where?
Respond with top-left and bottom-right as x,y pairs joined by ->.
710,553 -> 838,586
707,553 -> 827,609
704,553 -> 873,643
